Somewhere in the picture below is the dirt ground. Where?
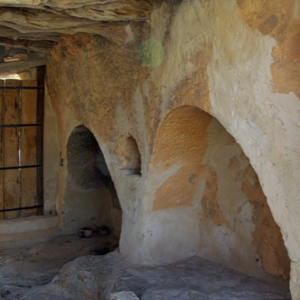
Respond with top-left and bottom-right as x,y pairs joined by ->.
0,234 -> 119,300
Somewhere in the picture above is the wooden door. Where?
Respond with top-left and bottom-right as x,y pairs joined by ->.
0,76 -> 44,219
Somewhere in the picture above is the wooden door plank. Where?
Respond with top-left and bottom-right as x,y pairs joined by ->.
36,67 -> 45,215
0,80 -> 4,219
4,80 -> 21,218
20,80 -> 37,217
20,168 -> 37,217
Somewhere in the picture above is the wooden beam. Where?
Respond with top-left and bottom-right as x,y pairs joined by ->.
0,37 -> 53,52
0,26 -> 62,41
0,56 -> 47,77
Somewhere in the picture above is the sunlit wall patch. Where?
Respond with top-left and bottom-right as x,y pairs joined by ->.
139,39 -> 165,68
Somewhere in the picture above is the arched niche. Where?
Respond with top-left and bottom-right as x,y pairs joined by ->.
63,125 -> 122,238
119,133 -> 142,176
148,106 -> 290,280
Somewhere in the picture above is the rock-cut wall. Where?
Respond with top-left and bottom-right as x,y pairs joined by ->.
44,0 -> 300,298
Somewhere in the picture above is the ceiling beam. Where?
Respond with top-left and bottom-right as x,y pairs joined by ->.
0,37 -> 53,52
0,53 -> 46,76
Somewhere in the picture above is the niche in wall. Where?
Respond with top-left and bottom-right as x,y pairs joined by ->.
149,106 -> 290,280
119,133 -> 142,176
63,125 -> 122,236
67,126 -> 109,190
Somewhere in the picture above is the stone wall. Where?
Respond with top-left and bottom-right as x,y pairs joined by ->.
44,0 -> 300,298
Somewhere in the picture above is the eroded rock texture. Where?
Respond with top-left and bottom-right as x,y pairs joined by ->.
21,253 -> 290,300
0,0 -> 299,299
42,1 -> 300,297
0,0 -> 151,75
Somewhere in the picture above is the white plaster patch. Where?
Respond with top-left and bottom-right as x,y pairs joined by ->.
125,25 -> 135,44
143,206 -> 200,264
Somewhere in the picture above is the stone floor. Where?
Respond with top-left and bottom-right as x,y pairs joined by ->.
0,235 -> 291,300
0,234 -> 118,300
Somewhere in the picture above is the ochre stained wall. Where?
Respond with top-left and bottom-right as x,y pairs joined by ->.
152,107 -> 211,210
44,0 -> 300,298
147,106 -> 289,280
199,114 -> 290,280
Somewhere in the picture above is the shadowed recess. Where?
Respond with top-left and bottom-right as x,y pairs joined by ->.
67,125 -> 111,190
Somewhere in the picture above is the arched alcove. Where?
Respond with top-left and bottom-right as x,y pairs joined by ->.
119,133 -> 142,176
67,126 -> 109,190
63,125 -> 122,239
148,106 -> 290,280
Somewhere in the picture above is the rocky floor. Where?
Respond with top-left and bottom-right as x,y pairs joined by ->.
0,234 -> 119,300
0,235 -> 291,300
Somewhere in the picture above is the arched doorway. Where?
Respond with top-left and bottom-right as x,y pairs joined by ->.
64,126 -> 122,239
147,106 -> 290,280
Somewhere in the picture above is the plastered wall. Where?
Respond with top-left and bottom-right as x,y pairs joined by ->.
44,0 -> 300,298
144,106 -> 289,280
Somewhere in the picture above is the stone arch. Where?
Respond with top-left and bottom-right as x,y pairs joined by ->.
63,125 -> 122,238
147,105 -> 290,280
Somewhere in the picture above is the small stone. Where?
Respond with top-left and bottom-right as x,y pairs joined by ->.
110,291 -> 140,300
141,288 -> 207,300
77,227 -> 93,238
